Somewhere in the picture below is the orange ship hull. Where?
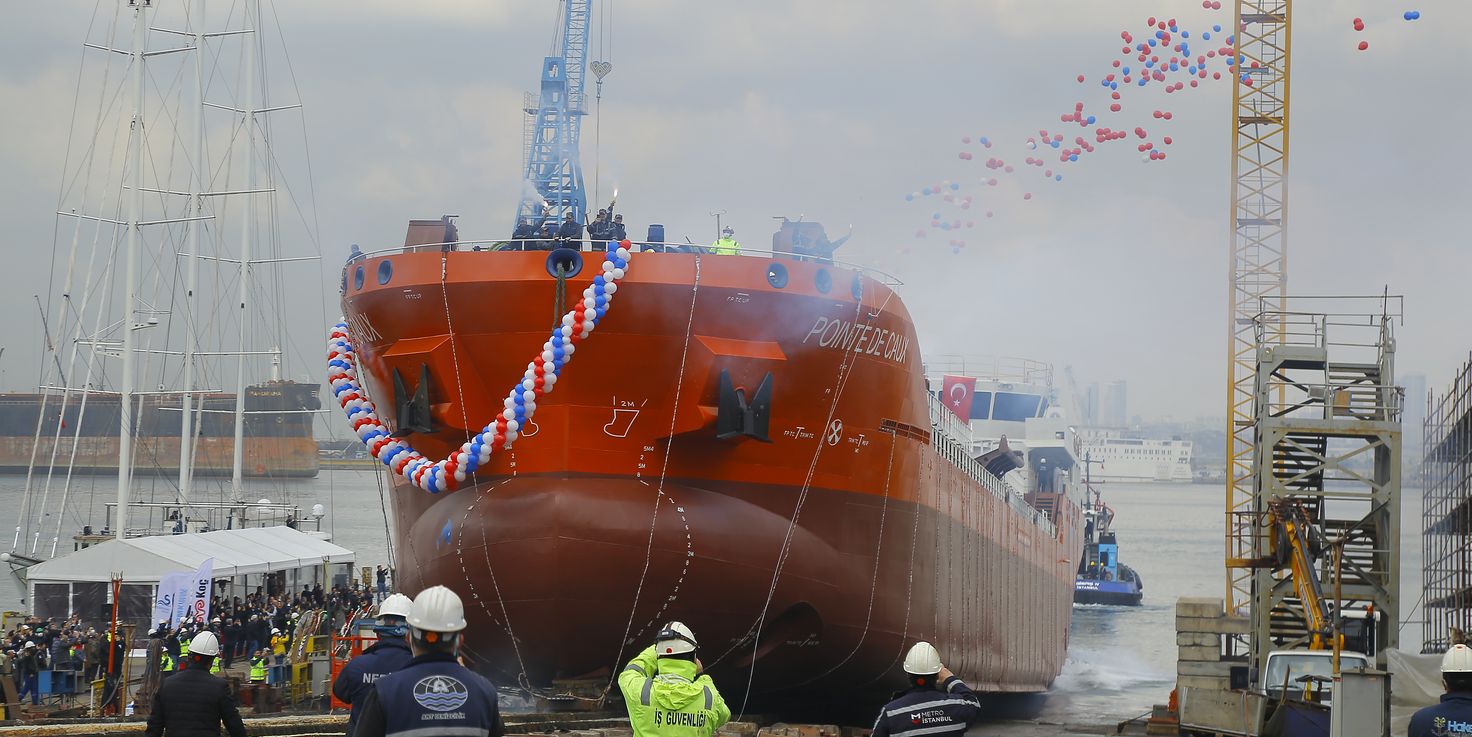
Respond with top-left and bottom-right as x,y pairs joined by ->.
341,249 -> 1080,700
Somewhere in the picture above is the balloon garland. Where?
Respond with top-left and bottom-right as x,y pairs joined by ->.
327,242 -> 634,494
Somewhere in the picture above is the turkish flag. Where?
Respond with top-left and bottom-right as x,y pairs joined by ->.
941,375 -> 976,421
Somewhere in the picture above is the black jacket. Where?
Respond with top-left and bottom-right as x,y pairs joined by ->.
557,219 -> 583,240
871,676 -> 980,737
144,666 -> 247,737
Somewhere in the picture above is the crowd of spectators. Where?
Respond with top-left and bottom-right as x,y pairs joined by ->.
1,577 -> 385,707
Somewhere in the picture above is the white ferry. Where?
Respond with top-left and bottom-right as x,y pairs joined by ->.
1079,433 -> 1193,483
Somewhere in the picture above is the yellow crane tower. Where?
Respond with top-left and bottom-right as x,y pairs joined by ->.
1224,0 -> 1292,624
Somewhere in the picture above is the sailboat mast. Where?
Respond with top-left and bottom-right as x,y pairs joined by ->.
179,0 -> 206,504
230,0 -> 257,500
117,0 -> 151,540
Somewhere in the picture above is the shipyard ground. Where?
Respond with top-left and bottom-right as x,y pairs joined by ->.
0,711 -> 1149,737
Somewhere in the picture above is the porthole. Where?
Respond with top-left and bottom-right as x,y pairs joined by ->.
353,265 -> 365,291
766,262 -> 789,289
377,260 -> 393,285
814,268 -> 832,294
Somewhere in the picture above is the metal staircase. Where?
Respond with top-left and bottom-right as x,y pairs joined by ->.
1228,298 -> 1404,678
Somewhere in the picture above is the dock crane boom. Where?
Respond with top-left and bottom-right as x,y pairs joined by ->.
516,0 -> 592,227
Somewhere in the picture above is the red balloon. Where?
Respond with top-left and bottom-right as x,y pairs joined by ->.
1023,193 -> 1033,201
1164,136 -> 1173,145
1077,74 -> 1086,83
1358,40 -> 1369,50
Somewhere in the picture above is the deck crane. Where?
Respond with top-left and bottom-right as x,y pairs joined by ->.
515,0 -> 596,227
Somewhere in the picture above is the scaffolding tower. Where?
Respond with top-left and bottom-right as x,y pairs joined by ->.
1423,351 -> 1472,654
1228,298 -> 1403,677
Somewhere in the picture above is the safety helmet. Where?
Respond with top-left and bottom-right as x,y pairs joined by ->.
722,226 -> 734,236
378,593 -> 413,621
407,585 -> 467,633
189,631 -> 221,657
903,641 -> 943,675
656,621 -> 698,656
1443,644 -> 1472,673
271,628 -> 281,635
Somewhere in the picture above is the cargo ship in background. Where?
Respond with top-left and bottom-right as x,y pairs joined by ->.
337,218 -> 1085,704
1079,431 -> 1194,482
0,380 -> 320,478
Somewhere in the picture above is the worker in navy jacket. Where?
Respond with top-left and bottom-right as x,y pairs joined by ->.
1410,644 -> 1472,737
871,642 -> 980,737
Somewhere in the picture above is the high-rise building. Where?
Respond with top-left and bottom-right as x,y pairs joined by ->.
1102,380 -> 1128,427
1083,383 -> 1100,426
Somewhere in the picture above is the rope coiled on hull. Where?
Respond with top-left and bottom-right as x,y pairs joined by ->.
326,242 -> 635,493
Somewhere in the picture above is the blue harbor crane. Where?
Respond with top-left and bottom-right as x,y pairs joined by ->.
516,0 -> 593,228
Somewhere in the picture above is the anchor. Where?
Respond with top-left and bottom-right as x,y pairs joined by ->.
716,369 -> 773,442
389,364 -> 435,437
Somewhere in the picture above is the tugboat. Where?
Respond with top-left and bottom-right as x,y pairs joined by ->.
1074,456 -> 1143,605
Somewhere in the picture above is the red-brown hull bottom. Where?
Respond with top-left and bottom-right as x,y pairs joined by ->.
391,473 -> 1073,699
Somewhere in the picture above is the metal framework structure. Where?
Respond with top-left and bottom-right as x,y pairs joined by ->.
515,0 -> 591,227
1238,301 -> 1402,677
1423,352 -> 1472,653
1225,0 -> 1293,623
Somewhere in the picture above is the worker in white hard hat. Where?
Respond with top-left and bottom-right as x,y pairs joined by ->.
351,585 -> 503,737
618,621 -> 730,737
333,593 -> 416,736
869,642 -> 979,737
1409,643 -> 1472,737
144,630 -> 246,737
709,226 -> 741,256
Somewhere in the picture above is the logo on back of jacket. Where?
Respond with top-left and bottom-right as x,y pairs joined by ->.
1434,716 -> 1472,734
654,710 -> 708,727
413,675 -> 469,716
910,709 -> 949,725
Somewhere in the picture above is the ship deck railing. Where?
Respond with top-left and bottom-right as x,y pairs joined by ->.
922,354 -> 1054,387
351,239 -> 903,286
926,393 -> 1057,537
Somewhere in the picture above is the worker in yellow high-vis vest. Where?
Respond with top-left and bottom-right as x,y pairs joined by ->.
709,227 -> 741,256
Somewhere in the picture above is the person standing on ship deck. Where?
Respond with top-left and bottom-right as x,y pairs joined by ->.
709,226 -> 741,256
870,642 -> 979,737
332,594 -> 414,737
557,211 -> 584,250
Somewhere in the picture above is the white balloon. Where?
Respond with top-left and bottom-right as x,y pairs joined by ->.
602,260 -> 615,272
562,314 -> 575,327
542,350 -> 555,363
504,397 -> 516,409
605,282 -> 618,294
616,247 -> 630,259
563,343 -> 576,355
522,401 -> 537,414
611,268 -> 625,279
504,430 -> 518,443
542,374 -> 557,387
560,325 -> 573,337
454,470 -> 467,483
506,420 -> 520,432
502,408 -> 516,421
583,297 -> 597,309
522,379 -> 535,391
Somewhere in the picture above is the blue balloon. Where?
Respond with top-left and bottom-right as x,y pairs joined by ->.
1404,10 -> 1420,20
1122,66 -> 1131,75
979,136 -> 990,145
1227,35 -> 1235,44
950,182 -> 960,190
932,212 -> 942,219
1226,57 -> 1235,66
1181,30 -> 1190,38
1170,63 -> 1179,71
906,194 -> 914,202
1110,82 -> 1118,90
1054,174 -> 1063,181
1148,38 -> 1157,47
1145,59 -> 1155,68
1213,24 -> 1222,32
1068,154 -> 1078,162
1138,79 -> 1148,87
1156,30 -> 1165,39
1086,115 -> 1097,124
1202,32 -> 1212,40
1050,140 -> 1061,148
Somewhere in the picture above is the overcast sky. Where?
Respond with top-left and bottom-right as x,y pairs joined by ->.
1,0 -> 1467,422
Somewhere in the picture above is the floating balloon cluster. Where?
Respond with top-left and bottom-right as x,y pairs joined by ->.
327,241 -> 635,493
903,6 -> 1425,254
